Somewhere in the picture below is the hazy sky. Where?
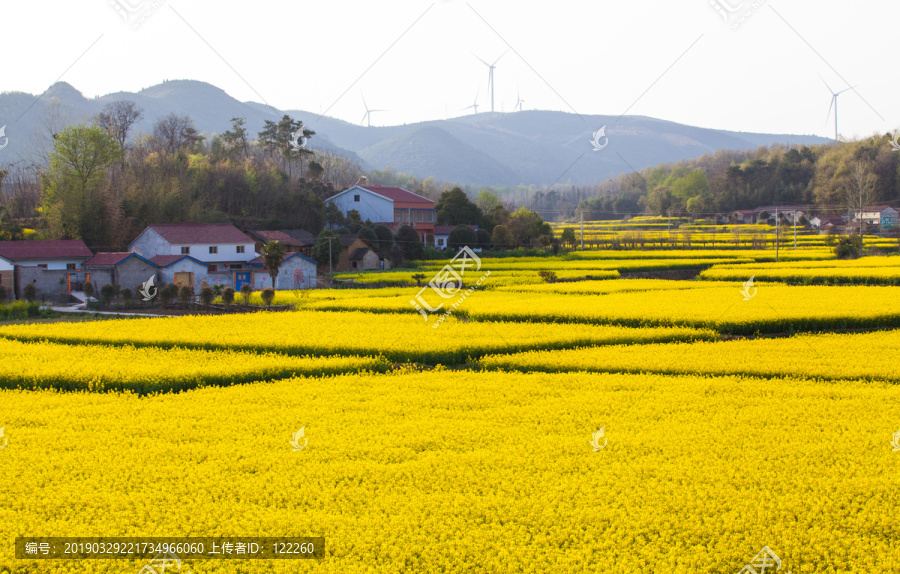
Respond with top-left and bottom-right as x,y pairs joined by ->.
4,0 -> 898,139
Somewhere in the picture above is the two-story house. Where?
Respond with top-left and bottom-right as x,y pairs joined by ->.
129,223 -> 259,289
326,184 -> 436,242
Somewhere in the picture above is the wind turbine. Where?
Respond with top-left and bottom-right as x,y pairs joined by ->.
474,49 -> 509,113
820,76 -> 855,142
462,88 -> 480,115
514,88 -> 524,112
360,95 -> 385,127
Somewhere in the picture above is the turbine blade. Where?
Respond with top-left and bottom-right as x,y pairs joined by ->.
492,48 -> 511,66
825,95 -> 835,126
473,54 -> 491,67
836,85 -> 857,95
818,74 -> 835,95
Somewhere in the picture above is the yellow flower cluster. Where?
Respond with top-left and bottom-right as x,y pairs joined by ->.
334,268 -> 620,287
2,369 -> 898,573
497,278 -> 726,295
700,256 -> 900,285
480,329 -> 900,382
0,337 -> 385,393
0,311 -> 715,365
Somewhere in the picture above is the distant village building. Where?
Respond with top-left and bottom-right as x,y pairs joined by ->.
149,255 -> 210,288
0,240 -> 93,300
732,210 -> 757,224
334,234 -> 387,272
82,252 -> 157,292
249,252 -> 318,290
326,184 -> 436,242
853,206 -> 898,230
247,229 -> 317,258
753,205 -> 809,223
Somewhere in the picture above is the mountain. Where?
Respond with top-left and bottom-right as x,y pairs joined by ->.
0,80 -> 830,186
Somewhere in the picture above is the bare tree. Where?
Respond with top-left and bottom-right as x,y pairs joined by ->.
26,98 -> 72,166
151,113 -> 202,158
96,100 -> 144,167
844,161 -> 876,240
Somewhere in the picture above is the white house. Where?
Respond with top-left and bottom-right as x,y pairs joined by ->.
854,206 -> 899,229
0,239 -> 93,270
326,184 -> 436,241
130,223 -> 258,287
249,252 -> 318,290
0,254 -> 13,294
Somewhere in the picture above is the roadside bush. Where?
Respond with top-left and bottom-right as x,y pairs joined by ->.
199,286 -> 215,305
121,288 -> 133,304
241,283 -> 253,305
179,285 -> 195,304
261,287 -> 276,306
160,284 -> 179,305
538,271 -> 558,283
99,284 -> 115,306
222,287 -> 235,305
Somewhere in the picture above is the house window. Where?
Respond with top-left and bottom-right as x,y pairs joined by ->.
352,261 -> 358,269
66,263 -> 76,270
354,194 -> 360,202
208,265 -> 217,272
209,246 -> 218,254
232,264 -> 242,270
426,211 -> 435,222
38,264 -> 48,269
236,245 -> 245,254
181,246 -> 190,254
414,210 -> 423,223
438,238 -> 445,247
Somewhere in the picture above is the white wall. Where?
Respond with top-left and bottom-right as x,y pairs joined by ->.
0,257 -> 15,272
159,259 -> 209,287
253,258 -> 317,290
13,259 -> 84,270
329,186 -> 393,223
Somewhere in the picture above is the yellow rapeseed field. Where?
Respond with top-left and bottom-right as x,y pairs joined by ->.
0,311 -> 716,364
1,370 -> 898,573
479,329 -> 900,382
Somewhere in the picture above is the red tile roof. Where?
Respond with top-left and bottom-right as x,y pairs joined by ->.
84,252 -> 141,266
360,185 -> 434,205
0,239 -> 92,261
145,223 -> 253,245
149,255 -> 208,268
248,229 -> 317,246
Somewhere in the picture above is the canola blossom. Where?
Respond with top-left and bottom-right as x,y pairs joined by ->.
1,370 -> 898,573
0,337 -> 386,393
479,329 -> 900,382
308,285 -> 900,334
0,311 -> 716,365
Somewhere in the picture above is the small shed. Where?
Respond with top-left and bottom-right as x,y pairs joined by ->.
149,255 -> 210,288
83,253 -> 158,292
249,252 -> 318,290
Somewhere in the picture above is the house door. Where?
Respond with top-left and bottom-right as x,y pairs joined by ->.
174,272 -> 193,287
234,272 -> 252,290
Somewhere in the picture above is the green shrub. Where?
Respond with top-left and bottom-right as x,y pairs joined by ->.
261,287 -> 275,306
199,286 -> 215,305
222,287 -> 235,305
241,283 -> 252,305
179,285 -> 195,304
23,283 -> 37,302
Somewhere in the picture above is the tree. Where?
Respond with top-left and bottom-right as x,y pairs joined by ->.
561,227 -> 577,247
41,124 -> 121,246
312,230 -> 340,270
506,207 -> 549,246
357,226 -> 378,248
221,117 -> 249,160
373,224 -> 394,253
83,282 -> 95,300
395,225 -> 425,260
152,113 -> 202,158
160,284 -> 179,305
448,225 -> 478,251
99,284 -> 115,306
491,224 -> 515,250
834,235 -> 863,259
179,285 -> 195,304
845,161 -> 876,239
121,288 -> 133,304
261,240 -> 287,291
95,100 -> 143,169
435,187 -> 483,225
222,287 -> 235,305
258,115 -> 315,178
475,228 -> 492,250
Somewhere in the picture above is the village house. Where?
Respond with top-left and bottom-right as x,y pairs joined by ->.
149,255 -> 210,289
334,234 -> 387,272
732,210 -> 757,224
0,239 -> 93,300
82,252 -> 158,293
249,252 -> 318,290
129,223 -> 258,289
247,229 -> 317,258
753,205 -> 810,223
326,183 -> 436,242
853,206 -> 899,230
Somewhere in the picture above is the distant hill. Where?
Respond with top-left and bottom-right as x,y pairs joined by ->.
0,79 -> 830,186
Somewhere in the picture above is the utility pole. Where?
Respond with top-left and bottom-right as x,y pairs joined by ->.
775,206 -> 779,263
793,212 -> 797,250
328,236 -> 333,287
580,209 -> 584,250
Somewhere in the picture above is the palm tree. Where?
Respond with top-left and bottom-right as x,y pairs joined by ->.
261,240 -> 287,291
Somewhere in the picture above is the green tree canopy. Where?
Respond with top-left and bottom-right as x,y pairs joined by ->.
448,225 -> 478,251
395,225 -> 425,260
436,187 -> 482,226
